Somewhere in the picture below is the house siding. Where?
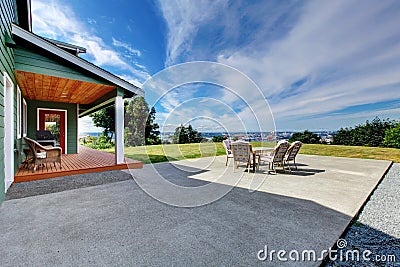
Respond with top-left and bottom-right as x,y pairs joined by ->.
0,0 -> 17,202
26,100 -> 78,154
1,1 -> 135,206
14,47 -> 114,85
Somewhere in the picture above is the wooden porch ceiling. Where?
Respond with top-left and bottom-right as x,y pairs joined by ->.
15,70 -> 116,104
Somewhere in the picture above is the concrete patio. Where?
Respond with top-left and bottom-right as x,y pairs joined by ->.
0,154 -> 391,266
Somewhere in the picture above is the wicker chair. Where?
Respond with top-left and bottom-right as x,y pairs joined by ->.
258,140 -> 290,174
284,141 -> 302,171
24,137 -> 62,172
230,141 -> 254,173
222,139 -> 233,166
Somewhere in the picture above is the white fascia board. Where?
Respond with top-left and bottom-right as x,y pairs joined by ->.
12,24 -> 145,97
79,98 -> 115,118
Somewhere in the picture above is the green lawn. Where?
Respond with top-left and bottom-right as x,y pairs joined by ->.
299,144 -> 400,162
105,142 -> 227,164
103,142 -> 400,164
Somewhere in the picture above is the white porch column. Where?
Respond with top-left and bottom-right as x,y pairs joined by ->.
115,95 -> 124,164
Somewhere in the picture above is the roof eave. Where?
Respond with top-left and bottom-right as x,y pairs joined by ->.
12,24 -> 144,97
44,38 -> 87,54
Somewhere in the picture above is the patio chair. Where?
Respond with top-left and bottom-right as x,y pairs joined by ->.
230,141 -> 254,173
222,139 -> 233,166
284,141 -> 302,172
258,140 -> 290,174
24,137 -> 62,172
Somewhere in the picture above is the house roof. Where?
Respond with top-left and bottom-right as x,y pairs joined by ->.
12,24 -> 145,97
44,38 -> 87,55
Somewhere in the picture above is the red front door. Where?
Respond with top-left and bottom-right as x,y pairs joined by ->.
39,110 -> 66,154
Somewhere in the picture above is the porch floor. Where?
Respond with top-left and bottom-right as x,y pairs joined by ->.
14,145 -> 142,183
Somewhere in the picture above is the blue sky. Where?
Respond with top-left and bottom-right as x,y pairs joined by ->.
31,0 -> 400,132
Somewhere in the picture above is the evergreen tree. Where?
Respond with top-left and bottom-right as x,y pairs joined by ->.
173,124 -> 202,144
173,125 -> 188,144
124,97 -> 148,146
190,126 -> 202,143
145,107 -> 161,145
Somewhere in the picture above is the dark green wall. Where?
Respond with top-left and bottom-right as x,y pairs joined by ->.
0,0 -> 16,203
14,47 -> 113,85
26,100 -> 78,154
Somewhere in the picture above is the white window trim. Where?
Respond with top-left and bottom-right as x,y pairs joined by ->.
16,86 -> 22,139
37,108 -> 68,154
22,98 -> 27,137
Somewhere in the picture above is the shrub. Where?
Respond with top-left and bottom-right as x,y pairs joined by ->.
383,123 -> 400,148
333,128 -> 353,145
212,135 -> 225,142
334,117 -> 397,147
289,130 -> 320,144
80,134 -> 114,149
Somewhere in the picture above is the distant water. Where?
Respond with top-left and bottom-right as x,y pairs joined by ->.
79,132 -> 102,138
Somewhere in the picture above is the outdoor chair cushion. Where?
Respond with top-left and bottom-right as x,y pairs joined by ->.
36,152 -> 47,159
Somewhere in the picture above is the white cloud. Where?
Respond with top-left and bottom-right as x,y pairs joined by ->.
117,74 -> 143,88
158,0 -> 400,130
31,0 -> 150,84
220,1 -> 400,124
142,62 -> 277,133
157,0 -> 229,66
87,18 -> 96,25
78,116 -> 103,133
112,38 -> 141,57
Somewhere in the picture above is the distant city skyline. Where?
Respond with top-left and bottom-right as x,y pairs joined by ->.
32,0 -> 400,132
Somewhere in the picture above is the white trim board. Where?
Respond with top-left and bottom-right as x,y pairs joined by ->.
17,86 -> 22,139
3,72 -> 14,192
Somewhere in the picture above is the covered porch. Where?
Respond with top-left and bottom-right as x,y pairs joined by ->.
11,24 -> 144,181
14,145 -> 142,183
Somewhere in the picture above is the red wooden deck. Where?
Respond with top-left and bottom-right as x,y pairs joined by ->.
14,145 -> 142,183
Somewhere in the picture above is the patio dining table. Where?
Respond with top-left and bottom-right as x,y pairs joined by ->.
251,147 -> 274,172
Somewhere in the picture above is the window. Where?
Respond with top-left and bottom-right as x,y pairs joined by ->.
12,0 -> 18,23
17,87 -> 21,138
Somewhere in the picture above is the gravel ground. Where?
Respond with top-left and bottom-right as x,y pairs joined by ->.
325,163 -> 400,267
5,170 -> 132,200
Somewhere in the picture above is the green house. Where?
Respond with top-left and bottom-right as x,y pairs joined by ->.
0,0 -> 144,204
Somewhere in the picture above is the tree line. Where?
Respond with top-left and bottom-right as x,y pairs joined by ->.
333,117 -> 399,148
290,117 -> 400,148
